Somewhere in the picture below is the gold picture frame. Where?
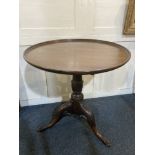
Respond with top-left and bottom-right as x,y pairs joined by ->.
124,0 -> 135,35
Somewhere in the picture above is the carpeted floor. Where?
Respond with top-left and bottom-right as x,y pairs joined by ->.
20,94 -> 135,155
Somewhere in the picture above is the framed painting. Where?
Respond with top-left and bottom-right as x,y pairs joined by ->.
123,0 -> 135,35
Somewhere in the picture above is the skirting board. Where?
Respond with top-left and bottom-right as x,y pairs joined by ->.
20,87 -> 134,107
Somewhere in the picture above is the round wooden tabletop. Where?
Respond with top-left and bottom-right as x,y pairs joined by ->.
24,39 -> 131,75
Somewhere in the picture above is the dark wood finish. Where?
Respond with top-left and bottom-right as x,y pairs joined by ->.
24,39 -> 131,75
24,39 -> 131,147
38,75 -> 111,146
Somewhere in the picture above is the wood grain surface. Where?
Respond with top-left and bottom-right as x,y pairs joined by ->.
24,39 -> 131,75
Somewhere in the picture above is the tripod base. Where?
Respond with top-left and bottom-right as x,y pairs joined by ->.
38,75 -> 111,147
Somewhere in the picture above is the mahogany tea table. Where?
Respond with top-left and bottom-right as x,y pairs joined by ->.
24,39 -> 131,147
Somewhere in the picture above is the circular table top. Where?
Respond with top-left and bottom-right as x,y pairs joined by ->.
24,39 -> 131,75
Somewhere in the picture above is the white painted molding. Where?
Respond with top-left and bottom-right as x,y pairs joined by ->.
93,88 -> 134,98
20,87 -> 134,107
20,34 -> 135,46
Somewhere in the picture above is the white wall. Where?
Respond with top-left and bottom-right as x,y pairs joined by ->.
19,0 -> 135,106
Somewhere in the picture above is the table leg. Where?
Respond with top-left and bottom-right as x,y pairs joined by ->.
38,102 -> 72,132
80,105 -> 111,146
